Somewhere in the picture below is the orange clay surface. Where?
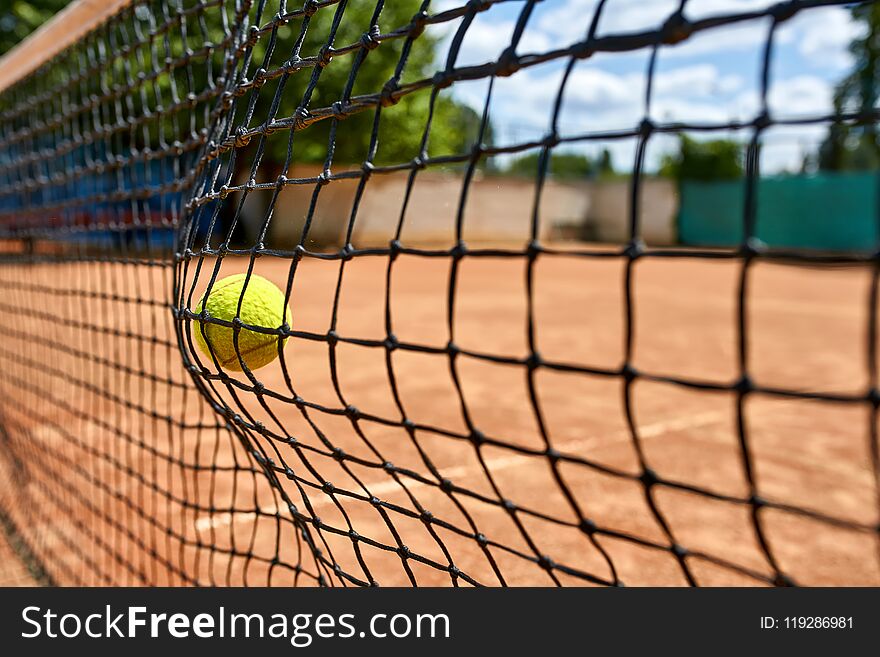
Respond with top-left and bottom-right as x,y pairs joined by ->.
0,250 -> 878,586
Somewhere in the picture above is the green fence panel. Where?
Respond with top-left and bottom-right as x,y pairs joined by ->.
678,172 -> 880,251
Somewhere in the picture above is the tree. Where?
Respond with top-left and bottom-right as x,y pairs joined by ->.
504,148 -> 614,180
233,1 -> 484,167
817,4 -> 880,171
0,1 -> 69,57
3,2 -> 483,167
659,135 -> 743,181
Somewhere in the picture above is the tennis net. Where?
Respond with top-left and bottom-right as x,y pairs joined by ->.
0,0 -> 878,586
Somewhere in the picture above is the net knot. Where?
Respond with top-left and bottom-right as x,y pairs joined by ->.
770,1 -> 798,23
233,127 -> 251,148
303,0 -> 320,17
246,25 -> 260,46
284,55 -> 303,74
734,374 -> 754,394
754,110 -> 772,130
380,79 -> 400,107
495,47 -> 519,77
431,71 -> 453,90
639,468 -> 658,488
740,237 -> 765,259
526,239 -> 542,259
774,573 -> 796,587
293,106 -> 311,129
332,100 -> 351,119
317,45 -> 334,68
360,28 -> 381,51
526,352 -> 542,371
623,238 -> 644,259
409,11 -> 429,39
661,11 -> 691,45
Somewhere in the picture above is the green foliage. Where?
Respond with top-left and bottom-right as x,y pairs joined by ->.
817,4 -> 880,171
234,1 -> 482,166
504,148 -> 614,180
0,0 -> 69,57
3,1 -> 482,167
659,135 -> 743,181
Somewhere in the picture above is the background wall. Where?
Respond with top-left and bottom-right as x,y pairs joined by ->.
234,167 -> 678,248
233,169 -> 877,253
678,172 -> 880,252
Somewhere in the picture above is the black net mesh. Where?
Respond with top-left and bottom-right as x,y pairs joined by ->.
0,0 -> 879,586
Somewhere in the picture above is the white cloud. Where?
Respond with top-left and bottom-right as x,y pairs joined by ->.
788,7 -> 863,71
733,75 -> 833,119
659,21 -> 769,60
439,0 -> 859,69
482,62 -> 750,135
769,75 -> 833,117
430,0 -> 852,174
682,0 -> 777,21
653,64 -> 743,97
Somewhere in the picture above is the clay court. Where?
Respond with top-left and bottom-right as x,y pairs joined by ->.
1,248 -> 877,586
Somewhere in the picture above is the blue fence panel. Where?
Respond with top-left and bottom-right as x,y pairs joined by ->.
678,172 -> 880,252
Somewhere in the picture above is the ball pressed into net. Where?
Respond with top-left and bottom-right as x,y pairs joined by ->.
193,273 -> 290,371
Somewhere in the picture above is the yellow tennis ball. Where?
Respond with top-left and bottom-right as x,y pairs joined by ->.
193,273 -> 290,371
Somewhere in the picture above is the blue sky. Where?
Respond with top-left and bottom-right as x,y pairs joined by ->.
430,0 -> 864,172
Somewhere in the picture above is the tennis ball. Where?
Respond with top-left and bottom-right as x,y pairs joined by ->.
193,273 -> 290,371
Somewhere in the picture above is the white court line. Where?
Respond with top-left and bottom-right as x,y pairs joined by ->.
194,410 -> 725,532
